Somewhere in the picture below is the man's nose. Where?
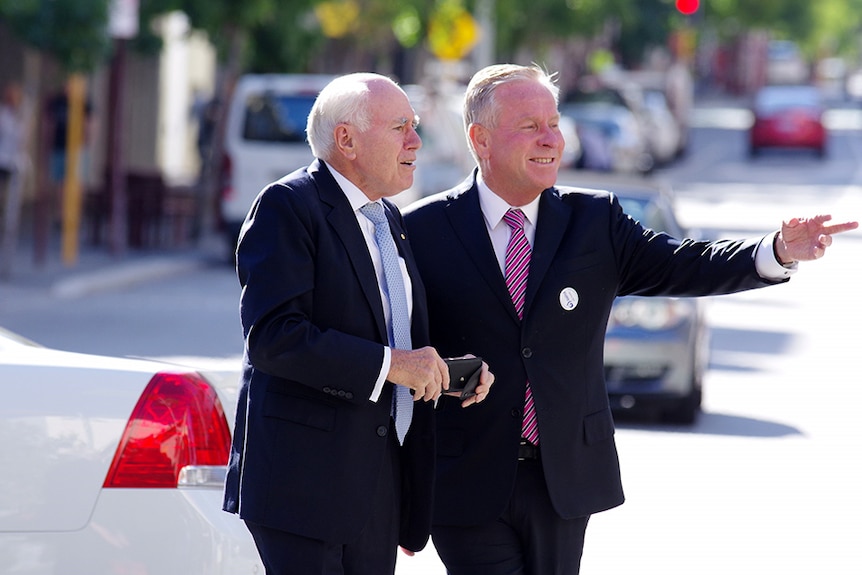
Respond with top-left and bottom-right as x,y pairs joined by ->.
539,125 -> 562,147
407,127 -> 422,150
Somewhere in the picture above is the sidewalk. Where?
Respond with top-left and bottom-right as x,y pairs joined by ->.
0,230 -> 228,302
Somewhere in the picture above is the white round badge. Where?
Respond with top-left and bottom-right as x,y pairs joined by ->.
559,287 -> 579,311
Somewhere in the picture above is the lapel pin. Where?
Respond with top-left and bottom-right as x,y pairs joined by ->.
559,287 -> 579,311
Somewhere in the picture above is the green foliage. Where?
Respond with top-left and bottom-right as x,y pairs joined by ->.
2,0 -> 855,78
130,0 -> 186,55
808,0 -> 862,59
703,0 -> 814,40
0,0 -> 111,72
245,14 -> 323,73
492,0 -> 637,62
617,0 -> 675,68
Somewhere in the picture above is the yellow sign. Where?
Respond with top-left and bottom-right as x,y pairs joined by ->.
315,0 -> 359,38
428,3 -> 480,61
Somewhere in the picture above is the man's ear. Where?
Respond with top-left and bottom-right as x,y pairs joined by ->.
334,124 -> 357,160
468,123 -> 490,159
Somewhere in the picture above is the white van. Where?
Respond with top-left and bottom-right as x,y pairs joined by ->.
219,74 -> 476,250
219,74 -> 336,249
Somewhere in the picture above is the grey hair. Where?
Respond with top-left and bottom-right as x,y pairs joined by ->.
463,64 -> 560,160
307,73 -> 398,160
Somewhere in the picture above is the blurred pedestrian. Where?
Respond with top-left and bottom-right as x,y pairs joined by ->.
221,72 -> 493,575
197,98 -> 218,168
46,85 -> 94,217
0,82 -> 24,196
403,63 -> 857,575
0,81 -> 27,280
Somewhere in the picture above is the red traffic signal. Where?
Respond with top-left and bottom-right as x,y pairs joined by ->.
675,0 -> 699,15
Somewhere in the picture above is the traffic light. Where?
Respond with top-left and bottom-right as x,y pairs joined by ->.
675,0 -> 699,15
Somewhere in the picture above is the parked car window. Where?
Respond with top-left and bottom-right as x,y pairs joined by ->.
242,93 -> 317,143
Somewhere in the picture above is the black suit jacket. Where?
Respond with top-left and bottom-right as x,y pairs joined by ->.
223,160 -> 435,551
403,171 -> 782,525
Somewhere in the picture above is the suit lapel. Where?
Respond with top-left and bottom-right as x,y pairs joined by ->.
446,175 -> 522,324
311,160 -> 389,345
524,188 -> 571,317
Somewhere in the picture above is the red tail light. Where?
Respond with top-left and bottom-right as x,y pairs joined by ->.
103,372 -> 231,488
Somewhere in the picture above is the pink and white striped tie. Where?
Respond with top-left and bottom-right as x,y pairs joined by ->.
503,209 -> 539,445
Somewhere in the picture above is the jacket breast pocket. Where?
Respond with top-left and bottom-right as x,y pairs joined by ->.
554,251 -> 603,278
264,390 -> 337,431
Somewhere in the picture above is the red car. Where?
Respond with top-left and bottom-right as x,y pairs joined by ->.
749,85 -> 827,158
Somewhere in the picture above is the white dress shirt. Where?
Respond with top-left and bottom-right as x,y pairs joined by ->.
327,163 -> 413,402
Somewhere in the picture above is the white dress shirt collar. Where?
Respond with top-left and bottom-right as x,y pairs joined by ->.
476,173 -> 541,232
325,161 -> 376,212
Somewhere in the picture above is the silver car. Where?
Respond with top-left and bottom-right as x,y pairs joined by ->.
561,176 -> 709,424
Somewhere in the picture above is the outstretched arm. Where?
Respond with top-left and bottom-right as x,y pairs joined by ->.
774,215 -> 858,265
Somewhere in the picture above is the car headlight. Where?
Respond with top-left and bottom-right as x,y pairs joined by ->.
609,297 -> 694,330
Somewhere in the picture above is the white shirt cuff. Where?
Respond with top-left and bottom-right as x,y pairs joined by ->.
370,346 -> 391,402
755,232 -> 797,280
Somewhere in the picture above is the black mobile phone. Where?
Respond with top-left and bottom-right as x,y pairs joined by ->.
444,357 -> 483,400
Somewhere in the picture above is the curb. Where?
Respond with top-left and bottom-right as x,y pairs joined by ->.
50,256 -> 207,299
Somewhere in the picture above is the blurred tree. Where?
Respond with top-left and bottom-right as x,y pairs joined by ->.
809,0 -> 862,59
0,0 -> 111,72
617,0 -> 676,68
493,0 -> 635,62
0,0 -> 111,265
704,0 -> 814,41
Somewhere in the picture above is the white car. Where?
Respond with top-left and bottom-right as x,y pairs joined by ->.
0,326 -> 262,574
563,101 -> 654,174
640,87 -> 682,165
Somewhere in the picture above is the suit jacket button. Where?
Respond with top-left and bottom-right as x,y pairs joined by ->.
323,386 -> 332,394
337,390 -> 346,397
376,426 -> 388,437
511,408 -> 521,418
345,392 -> 354,400
521,347 -> 532,358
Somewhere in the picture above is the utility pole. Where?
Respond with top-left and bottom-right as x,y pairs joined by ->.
105,0 -> 139,256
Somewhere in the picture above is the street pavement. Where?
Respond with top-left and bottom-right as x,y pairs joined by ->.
0,230 -> 226,304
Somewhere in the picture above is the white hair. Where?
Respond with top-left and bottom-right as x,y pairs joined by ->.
306,73 -> 399,160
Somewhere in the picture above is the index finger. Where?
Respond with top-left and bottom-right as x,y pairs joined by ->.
823,221 -> 859,235
438,355 -> 451,390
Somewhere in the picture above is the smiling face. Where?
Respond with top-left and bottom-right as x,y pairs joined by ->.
470,79 -> 564,206
336,79 -> 422,201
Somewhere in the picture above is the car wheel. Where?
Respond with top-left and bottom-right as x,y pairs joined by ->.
661,386 -> 701,425
661,363 -> 703,425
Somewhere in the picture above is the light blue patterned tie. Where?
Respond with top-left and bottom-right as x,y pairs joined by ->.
360,202 -> 414,444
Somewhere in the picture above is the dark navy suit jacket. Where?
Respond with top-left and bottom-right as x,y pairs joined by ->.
223,160 -> 435,551
403,171 -> 781,526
